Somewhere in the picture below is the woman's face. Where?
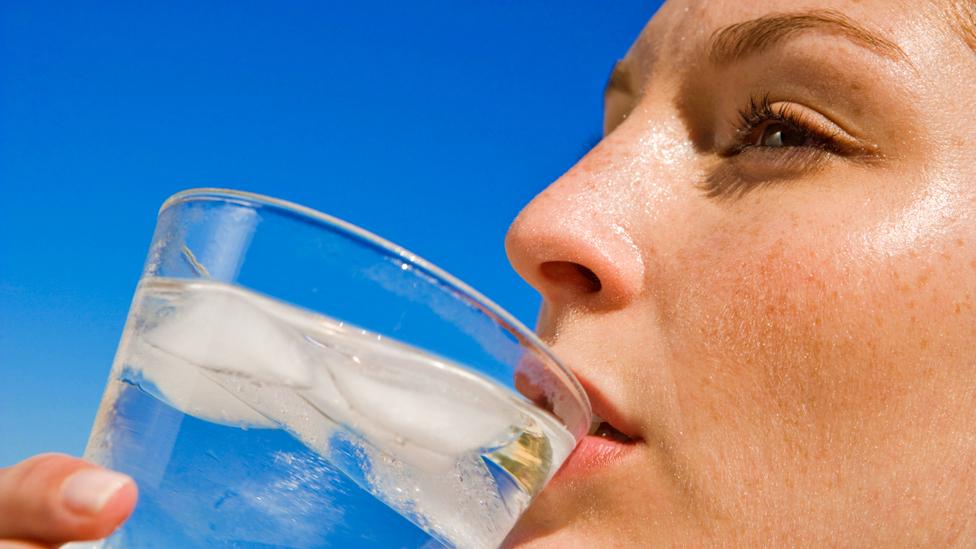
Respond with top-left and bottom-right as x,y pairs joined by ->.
504,0 -> 976,546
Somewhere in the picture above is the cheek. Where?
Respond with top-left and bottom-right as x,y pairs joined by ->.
660,214 -> 976,438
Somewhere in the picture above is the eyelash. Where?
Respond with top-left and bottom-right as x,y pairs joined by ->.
699,93 -> 852,199
724,92 -> 843,157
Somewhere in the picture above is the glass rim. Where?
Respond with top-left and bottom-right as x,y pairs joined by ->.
161,187 -> 592,426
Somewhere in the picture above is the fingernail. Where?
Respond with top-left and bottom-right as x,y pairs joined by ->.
60,469 -> 132,515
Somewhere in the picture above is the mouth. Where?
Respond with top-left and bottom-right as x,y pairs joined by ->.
551,409 -> 640,483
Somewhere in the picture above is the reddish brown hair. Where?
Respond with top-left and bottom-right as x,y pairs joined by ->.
947,0 -> 976,50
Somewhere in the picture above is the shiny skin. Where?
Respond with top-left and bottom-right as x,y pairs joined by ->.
504,1 -> 976,546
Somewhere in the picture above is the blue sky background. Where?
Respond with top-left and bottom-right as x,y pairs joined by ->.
0,1 -> 661,466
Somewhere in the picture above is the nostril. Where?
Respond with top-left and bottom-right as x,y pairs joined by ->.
539,261 -> 602,294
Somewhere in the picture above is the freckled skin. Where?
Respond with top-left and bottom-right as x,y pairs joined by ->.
504,0 -> 976,546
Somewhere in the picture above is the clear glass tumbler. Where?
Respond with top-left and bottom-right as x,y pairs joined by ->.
72,189 -> 591,549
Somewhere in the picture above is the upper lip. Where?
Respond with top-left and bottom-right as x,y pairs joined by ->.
574,371 -> 643,442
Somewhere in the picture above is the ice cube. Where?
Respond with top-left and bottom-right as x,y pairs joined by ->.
348,342 -> 519,446
128,340 -> 275,428
142,287 -> 315,388
130,282 -> 324,429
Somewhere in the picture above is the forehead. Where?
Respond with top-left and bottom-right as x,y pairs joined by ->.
623,0 -> 922,73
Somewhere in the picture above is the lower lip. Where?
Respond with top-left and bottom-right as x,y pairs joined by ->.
552,434 -> 637,482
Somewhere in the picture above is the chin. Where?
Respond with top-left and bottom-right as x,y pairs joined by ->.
501,487 -> 613,549
503,524 -> 595,549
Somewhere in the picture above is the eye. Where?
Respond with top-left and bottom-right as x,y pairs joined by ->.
703,93 -> 879,199
724,93 -> 843,157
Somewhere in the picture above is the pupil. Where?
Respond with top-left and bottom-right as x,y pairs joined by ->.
761,123 -> 805,147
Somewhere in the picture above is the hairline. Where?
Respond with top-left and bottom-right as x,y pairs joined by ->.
944,0 -> 976,51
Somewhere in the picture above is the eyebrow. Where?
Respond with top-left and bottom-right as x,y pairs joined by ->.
708,9 -> 910,65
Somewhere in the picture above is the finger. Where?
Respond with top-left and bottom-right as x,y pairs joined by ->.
0,454 -> 137,544
0,540 -> 55,549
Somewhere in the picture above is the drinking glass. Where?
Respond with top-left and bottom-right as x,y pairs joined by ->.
71,189 -> 591,548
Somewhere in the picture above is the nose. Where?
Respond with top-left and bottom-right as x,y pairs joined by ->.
504,148 -> 647,312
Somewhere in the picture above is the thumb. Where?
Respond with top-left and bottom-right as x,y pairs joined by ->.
0,454 -> 137,544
